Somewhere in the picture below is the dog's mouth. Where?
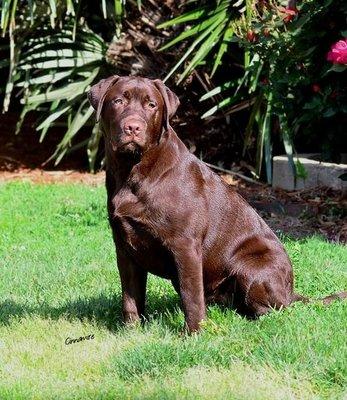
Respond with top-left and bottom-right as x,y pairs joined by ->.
118,141 -> 143,154
108,128 -> 146,155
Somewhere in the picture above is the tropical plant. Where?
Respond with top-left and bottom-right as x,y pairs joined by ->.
159,0 -> 347,182
0,0 -> 130,171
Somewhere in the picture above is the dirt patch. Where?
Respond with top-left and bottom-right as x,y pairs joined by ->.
0,112 -> 90,172
235,179 -> 347,244
0,168 -> 105,185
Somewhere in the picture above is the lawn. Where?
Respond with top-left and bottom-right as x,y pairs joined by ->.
0,182 -> 346,400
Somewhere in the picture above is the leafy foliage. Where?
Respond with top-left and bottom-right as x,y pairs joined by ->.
159,0 -> 254,82
160,0 -> 347,182
17,25 -> 107,167
0,0 -> 128,170
0,1 -> 346,177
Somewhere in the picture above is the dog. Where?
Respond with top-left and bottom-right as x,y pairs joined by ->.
88,75 -> 346,333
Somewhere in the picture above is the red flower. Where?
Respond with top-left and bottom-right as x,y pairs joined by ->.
312,84 -> 321,93
278,6 -> 298,23
327,38 -> 347,65
246,30 -> 257,42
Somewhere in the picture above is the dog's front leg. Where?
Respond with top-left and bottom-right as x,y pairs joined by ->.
116,247 -> 147,324
173,239 -> 206,333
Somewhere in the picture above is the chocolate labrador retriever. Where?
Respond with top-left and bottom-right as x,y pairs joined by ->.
88,75 -> 346,333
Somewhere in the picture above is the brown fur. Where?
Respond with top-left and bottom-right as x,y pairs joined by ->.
88,75 -> 346,333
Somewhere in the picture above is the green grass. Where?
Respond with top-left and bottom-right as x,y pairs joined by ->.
0,182 -> 346,400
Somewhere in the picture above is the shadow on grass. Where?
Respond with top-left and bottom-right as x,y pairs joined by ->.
0,293 -> 181,333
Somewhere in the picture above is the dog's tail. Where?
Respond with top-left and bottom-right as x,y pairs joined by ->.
292,291 -> 347,305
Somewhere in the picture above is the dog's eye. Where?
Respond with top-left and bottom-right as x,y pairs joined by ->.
113,98 -> 123,105
148,101 -> 156,109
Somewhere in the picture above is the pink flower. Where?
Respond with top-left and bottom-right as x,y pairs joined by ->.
327,38 -> 347,65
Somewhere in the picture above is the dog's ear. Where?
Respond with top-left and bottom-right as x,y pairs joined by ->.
88,75 -> 120,122
153,79 -> 180,130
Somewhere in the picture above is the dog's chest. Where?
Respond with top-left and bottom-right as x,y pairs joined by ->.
111,188 -> 155,251
111,187 -> 176,278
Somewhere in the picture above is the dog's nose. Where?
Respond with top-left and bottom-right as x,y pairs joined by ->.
123,119 -> 144,136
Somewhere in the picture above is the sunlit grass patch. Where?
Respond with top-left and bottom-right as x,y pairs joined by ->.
0,182 -> 346,399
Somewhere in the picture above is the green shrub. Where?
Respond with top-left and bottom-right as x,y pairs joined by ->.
160,0 -> 347,182
1,1 -> 346,178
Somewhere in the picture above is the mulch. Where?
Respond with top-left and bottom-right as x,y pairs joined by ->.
236,180 -> 347,244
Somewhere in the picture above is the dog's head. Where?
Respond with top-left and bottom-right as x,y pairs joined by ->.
88,76 -> 179,154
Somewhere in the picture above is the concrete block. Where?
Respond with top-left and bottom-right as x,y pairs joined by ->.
272,153 -> 347,191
